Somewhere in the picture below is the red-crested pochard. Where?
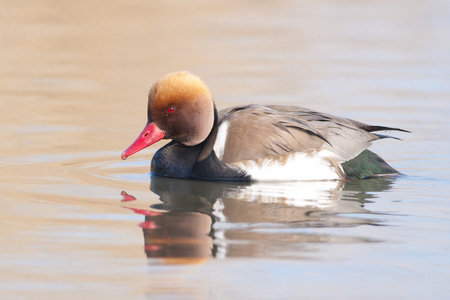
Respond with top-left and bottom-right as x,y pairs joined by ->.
122,72 -> 408,181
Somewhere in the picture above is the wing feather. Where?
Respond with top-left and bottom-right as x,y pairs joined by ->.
215,104 -> 406,164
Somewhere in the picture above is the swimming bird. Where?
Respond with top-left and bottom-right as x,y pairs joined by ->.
121,72 -> 408,181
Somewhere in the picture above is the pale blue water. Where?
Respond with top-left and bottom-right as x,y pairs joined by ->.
1,1 -> 449,299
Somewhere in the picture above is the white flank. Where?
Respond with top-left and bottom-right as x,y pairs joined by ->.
213,121 -> 229,160
232,151 -> 342,181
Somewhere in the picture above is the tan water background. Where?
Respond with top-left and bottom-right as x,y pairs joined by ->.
1,0 -> 450,299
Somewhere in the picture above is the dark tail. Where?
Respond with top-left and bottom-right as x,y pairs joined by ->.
342,150 -> 401,179
361,125 -> 410,141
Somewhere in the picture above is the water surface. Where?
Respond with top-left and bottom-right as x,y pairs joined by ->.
1,0 -> 450,299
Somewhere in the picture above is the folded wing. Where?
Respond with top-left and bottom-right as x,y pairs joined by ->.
215,104 -> 408,164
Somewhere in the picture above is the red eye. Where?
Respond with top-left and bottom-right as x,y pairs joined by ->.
167,107 -> 175,113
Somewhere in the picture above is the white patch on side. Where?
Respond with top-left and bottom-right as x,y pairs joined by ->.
317,149 -> 343,161
213,121 -> 229,160
232,151 -> 342,181
318,149 -> 346,173
318,148 -> 358,163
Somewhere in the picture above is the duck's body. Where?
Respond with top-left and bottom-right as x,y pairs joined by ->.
122,72 -> 408,181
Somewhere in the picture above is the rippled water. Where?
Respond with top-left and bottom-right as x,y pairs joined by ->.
1,0 -> 450,299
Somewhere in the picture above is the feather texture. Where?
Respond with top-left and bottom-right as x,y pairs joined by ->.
215,104 -> 407,166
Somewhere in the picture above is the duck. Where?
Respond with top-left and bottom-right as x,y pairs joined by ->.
121,72 -> 408,181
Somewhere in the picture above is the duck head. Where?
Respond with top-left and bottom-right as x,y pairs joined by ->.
121,72 -> 215,160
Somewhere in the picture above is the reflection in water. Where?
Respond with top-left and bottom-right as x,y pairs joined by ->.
124,175 -> 397,264
120,191 -> 137,202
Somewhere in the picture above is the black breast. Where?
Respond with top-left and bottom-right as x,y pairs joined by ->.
151,141 -> 202,178
151,141 -> 248,180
